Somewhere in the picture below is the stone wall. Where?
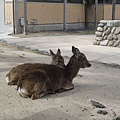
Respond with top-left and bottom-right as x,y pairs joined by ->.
93,20 -> 120,47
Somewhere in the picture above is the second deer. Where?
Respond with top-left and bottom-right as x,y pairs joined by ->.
16,46 -> 91,100
5,49 -> 65,85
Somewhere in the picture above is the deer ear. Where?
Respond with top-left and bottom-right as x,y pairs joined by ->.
50,49 -> 55,56
75,47 -> 80,54
72,46 -> 76,54
72,46 -> 80,55
57,49 -> 61,55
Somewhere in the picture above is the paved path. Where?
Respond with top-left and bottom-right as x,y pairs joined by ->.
0,34 -> 120,66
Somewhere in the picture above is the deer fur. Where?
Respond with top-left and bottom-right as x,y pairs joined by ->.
16,46 -> 91,100
6,49 -> 65,85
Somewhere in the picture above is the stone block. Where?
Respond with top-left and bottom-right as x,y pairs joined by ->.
98,23 -> 104,27
114,27 -> 120,35
100,20 -> 108,24
102,32 -> 106,37
114,20 -> 120,27
111,27 -> 116,34
107,20 -> 114,27
105,28 -> 111,35
95,31 -> 103,36
95,37 -> 103,41
107,34 -> 113,40
97,27 -> 103,32
103,35 -> 107,40
113,34 -> 118,40
118,43 -> 120,48
100,40 -> 108,46
113,40 -> 120,47
117,34 -> 120,40
93,40 -> 100,45
108,41 -> 114,46
103,25 -> 108,31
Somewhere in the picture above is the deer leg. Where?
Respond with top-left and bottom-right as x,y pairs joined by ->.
56,82 -> 74,93
31,82 -> 54,100
7,80 -> 17,85
63,82 -> 74,91
31,90 -> 54,100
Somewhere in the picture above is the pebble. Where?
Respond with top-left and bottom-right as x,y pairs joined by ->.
97,109 -> 108,115
112,115 -> 120,120
90,100 -> 106,108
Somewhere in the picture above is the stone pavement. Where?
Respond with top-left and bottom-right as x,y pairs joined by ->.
0,34 -> 120,66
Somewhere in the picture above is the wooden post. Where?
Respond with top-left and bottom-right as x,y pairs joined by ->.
94,0 -> 98,30
13,0 -> 18,34
63,0 -> 67,31
112,0 -> 115,20
85,4 -> 87,29
23,0 -> 28,35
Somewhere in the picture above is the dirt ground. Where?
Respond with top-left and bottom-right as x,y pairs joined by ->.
0,44 -> 120,120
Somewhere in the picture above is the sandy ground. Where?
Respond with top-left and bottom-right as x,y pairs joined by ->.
0,44 -> 120,120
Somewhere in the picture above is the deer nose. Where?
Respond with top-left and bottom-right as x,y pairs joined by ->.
87,63 -> 91,67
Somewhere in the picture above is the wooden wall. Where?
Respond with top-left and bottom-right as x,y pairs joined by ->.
27,3 -> 64,24
104,4 -> 112,20
4,2 -> 120,26
115,4 -> 120,19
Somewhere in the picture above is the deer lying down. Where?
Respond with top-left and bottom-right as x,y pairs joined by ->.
17,46 -> 91,100
6,49 -> 65,85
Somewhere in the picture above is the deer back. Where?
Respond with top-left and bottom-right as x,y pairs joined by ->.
6,49 -> 65,85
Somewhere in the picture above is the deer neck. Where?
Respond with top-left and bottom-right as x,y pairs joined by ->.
65,55 -> 80,82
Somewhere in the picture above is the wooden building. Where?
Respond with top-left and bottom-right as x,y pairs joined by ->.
4,0 -> 120,34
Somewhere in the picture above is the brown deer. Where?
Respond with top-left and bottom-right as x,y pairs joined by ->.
5,49 -> 65,85
16,46 -> 91,100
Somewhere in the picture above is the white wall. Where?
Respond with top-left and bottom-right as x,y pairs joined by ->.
0,0 -> 4,25
0,0 -> 13,33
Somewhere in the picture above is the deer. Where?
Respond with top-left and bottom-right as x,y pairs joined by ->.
5,49 -> 65,85
16,46 -> 91,100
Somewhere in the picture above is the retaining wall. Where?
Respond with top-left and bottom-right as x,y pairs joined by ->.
94,20 -> 120,47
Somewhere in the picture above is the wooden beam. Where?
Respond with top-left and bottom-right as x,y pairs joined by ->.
94,0 -> 98,30
23,0 -> 28,35
63,0 -> 67,31
13,0 -> 18,34
112,0 -> 115,20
